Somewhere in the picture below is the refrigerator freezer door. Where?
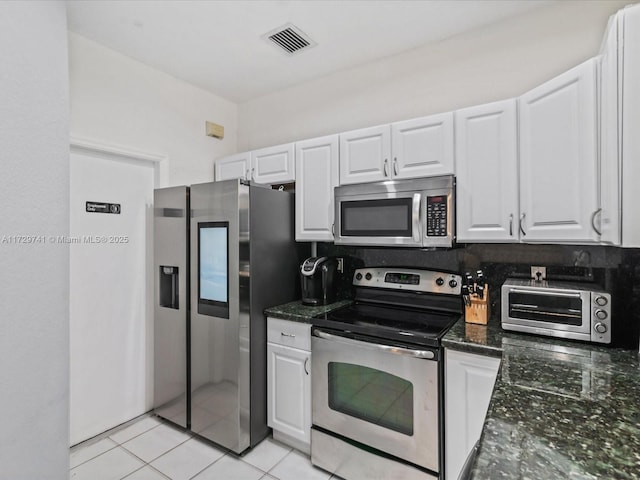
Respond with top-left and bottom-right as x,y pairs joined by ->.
154,186 -> 189,428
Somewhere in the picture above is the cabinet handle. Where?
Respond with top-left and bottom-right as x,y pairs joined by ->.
509,214 -> 514,236
591,208 -> 602,236
519,213 -> 527,236
331,223 -> 335,237
245,169 -> 250,181
251,168 -> 255,181
393,157 -> 399,176
281,332 -> 296,338
383,158 -> 389,177
304,357 -> 309,375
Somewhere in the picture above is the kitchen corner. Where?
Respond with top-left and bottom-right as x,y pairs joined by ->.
443,317 -> 640,480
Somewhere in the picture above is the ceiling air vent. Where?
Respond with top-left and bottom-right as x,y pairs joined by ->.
263,24 -> 316,55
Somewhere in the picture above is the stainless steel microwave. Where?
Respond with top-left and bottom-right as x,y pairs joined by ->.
501,278 -> 611,344
334,175 -> 455,248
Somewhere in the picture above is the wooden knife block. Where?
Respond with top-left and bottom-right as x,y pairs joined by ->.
465,286 -> 489,325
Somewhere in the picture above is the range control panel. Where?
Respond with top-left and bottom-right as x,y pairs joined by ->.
353,267 -> 462,295
426,195 -> 448,237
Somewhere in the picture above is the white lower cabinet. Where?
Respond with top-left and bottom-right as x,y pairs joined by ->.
266,318 -> 311,453
445,349 -> 500,480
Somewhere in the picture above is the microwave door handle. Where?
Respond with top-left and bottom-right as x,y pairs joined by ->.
509,288 -> 582,299
413,193 -> 421,243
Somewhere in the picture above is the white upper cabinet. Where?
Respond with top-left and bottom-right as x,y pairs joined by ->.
391,112 -> 454,179
599,13 -> 622,246
339,114 -> 454,185
339,125 -> 391,185
215,144 -> 295,185
295,135 -> 339,242
215,152 -> 250,181
251,143 -> 295,185
518,58 -> 599,243
456,99 -> 518,242
617,4 -> 640,247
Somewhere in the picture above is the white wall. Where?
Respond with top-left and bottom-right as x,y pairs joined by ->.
69,32 -> 238,186
237,0 -> 631,150
0,1 -> 70,478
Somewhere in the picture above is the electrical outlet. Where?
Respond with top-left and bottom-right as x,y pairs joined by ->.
530,266 -> 546,282
337,257 -> 344,273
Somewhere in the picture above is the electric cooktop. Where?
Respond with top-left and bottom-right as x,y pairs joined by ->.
314,267 -> 463,348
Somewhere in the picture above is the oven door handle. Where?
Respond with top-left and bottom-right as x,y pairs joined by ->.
313,329 -> 436,360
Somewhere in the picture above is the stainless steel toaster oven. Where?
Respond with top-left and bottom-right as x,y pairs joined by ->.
501,278 -> 611,344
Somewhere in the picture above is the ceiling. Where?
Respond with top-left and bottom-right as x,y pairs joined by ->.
66,0 -> 556,103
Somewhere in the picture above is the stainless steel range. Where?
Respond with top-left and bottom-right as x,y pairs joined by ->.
311,267 -> 463,480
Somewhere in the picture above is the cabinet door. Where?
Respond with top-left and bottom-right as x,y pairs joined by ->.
456,100 -> 518,242
251,143 -> 295,184
445,349 -> 500,480
339,125 -> 391,185
519,58 -> 599,243
599,14 -> 622,246
215,152 -> 250,181
267,343 -> 311,448
621,5 -> 640,247
391,112 -> 454,179
295,135 -> 339,241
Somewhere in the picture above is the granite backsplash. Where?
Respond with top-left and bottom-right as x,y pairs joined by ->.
317,242 -> 640,350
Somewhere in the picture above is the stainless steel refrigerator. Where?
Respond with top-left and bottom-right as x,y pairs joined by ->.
154,179 -> 299,454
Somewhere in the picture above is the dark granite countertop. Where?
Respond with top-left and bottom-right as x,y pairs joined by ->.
443,318 -> 640,479
264,299 -> 353,323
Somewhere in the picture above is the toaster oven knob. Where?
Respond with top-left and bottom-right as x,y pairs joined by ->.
436,277 -> 444,286
594,296 -> 608,307
594,322 -> 608,334
355,273 -> 363,281
448,279 -> 458,288
594,309 -> 608,321
365,272 -> 372,281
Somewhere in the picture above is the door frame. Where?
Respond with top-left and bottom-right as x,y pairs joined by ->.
70,135 -> 169,188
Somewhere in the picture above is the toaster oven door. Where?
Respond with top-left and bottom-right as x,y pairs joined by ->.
502,288 -> 592,341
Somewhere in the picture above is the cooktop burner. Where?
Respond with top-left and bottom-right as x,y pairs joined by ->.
314,302 -> 460,347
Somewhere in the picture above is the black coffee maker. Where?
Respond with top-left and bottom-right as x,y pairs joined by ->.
300,257 -> 338,306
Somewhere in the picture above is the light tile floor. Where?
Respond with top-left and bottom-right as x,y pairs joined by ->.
70,414 -> 342,480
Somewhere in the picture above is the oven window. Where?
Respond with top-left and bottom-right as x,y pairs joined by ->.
328,362 -> 413,436
341,198 -> 413,237
509,292 -> 582,326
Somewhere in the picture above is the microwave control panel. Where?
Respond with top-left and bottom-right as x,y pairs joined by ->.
426,195 -> 448,237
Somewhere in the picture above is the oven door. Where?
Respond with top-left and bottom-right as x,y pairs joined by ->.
311,328 -> 440,472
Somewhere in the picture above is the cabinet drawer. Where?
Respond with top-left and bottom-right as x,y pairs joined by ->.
267,317 -> 311,351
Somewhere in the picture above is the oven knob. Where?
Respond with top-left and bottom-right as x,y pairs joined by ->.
355,273 -> 363,281
594,309 -> 608,320
594,296 -> 608,307
448,279 -> 458,288
594,322 -> 608,334
365,272 -> 372,281
436,277 -> 444,286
